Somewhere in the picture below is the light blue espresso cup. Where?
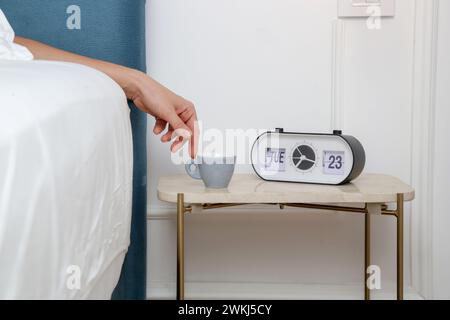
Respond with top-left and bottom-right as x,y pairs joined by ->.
185,155 -> 236,189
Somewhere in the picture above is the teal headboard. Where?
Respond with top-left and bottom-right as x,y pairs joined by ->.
0,0 -> 147,299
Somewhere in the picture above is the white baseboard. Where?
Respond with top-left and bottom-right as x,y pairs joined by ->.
147,281 -> 423,300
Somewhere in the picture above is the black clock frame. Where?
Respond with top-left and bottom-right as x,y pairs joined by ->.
251,129 -> 366,185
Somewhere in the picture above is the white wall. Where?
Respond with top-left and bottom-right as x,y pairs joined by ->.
432,0 -> 450,300
145,0 -> 441,299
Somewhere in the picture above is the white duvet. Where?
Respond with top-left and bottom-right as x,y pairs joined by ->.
0,60 -> 133,299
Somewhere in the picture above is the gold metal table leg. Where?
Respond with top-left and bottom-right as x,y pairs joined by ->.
188,200 -> 405,300
397,193 -> 404,300
177,193 -> 185,300
365,212 -> 371,300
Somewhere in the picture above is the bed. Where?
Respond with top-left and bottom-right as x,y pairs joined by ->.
0,60 -> 133,299
0,0 -> 147,299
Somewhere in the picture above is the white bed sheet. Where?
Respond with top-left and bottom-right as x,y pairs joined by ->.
0,60 -> 133,299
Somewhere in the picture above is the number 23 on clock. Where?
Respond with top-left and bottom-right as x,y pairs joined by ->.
323,151 -> 345,175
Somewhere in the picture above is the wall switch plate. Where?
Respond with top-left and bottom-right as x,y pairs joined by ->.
338,0 -> 395,18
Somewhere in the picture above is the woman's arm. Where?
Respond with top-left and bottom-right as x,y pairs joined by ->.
14,36 -> 198,157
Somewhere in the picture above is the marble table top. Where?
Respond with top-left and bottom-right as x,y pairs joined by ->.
157,174 -> 415,204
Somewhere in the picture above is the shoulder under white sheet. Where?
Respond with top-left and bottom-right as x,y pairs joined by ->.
0,60 -> 133,299
0,9 -> 33,60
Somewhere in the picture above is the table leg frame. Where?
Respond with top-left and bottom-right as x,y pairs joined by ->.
177,193 -> 188,300
176,193 -> 405,301
396,193 -> 404,300
365,213 -> 371,300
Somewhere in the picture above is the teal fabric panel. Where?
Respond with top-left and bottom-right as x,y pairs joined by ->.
0,0 -> 147,300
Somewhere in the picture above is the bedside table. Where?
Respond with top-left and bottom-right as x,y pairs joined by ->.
157,173 -> 415,300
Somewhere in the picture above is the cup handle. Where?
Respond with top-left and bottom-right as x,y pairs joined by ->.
185,161 -> 202,180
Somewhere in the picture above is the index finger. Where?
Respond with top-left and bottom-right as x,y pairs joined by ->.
187,115 -> 199,159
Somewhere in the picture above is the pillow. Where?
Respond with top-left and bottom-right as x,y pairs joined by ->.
0,8 -> 33,60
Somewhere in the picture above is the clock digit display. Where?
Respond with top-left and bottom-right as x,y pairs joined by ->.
265,148 -> 286,172
323,151 -> 345,175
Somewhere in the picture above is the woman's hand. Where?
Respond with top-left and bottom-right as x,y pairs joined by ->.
14,36 -> 199,158
123,70 -> 198,158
